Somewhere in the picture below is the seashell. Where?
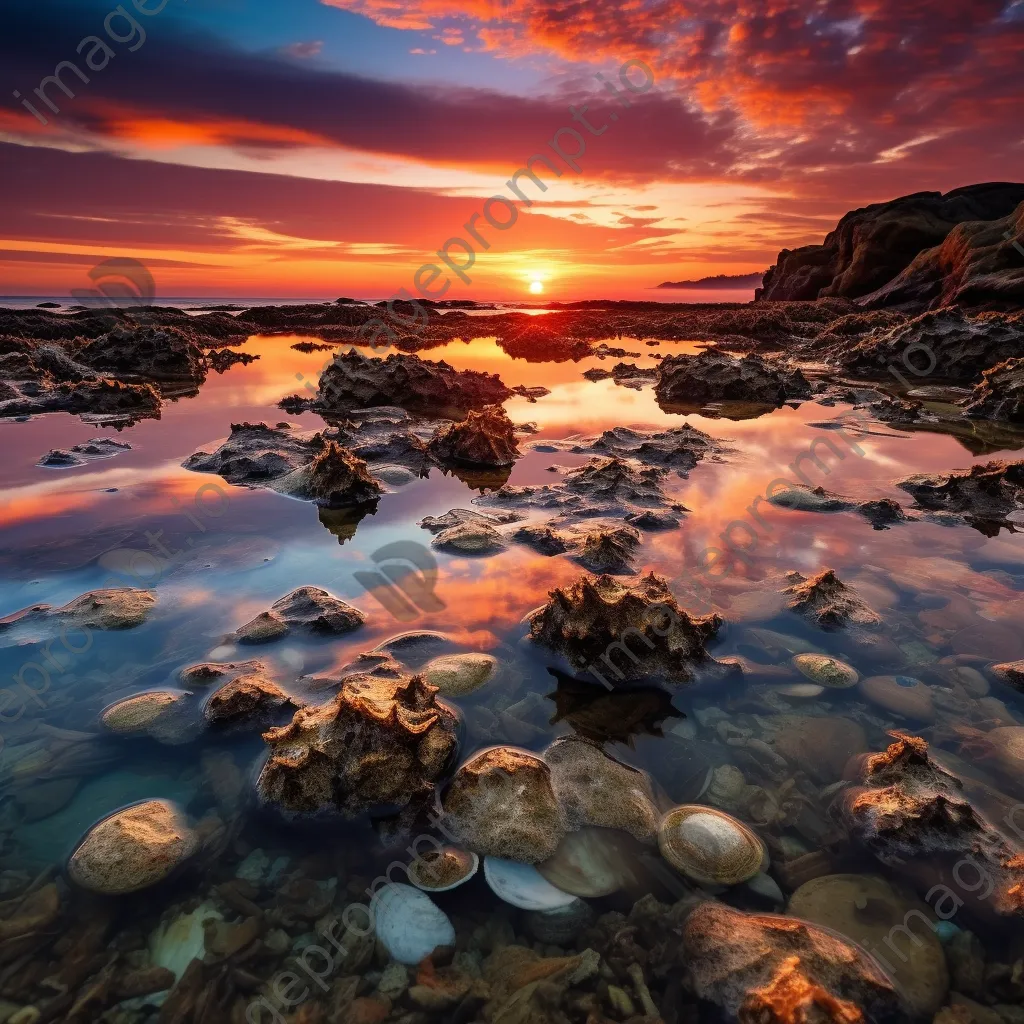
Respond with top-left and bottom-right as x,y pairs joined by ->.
792,654 -> 858,689
483,856 -> 578,910
374,884 -> 455,965
408,846 -> 479,893
536,827 -> 638,898
772,682 -> 825,702
658,805 -> 768,886
523,899 -> 595,944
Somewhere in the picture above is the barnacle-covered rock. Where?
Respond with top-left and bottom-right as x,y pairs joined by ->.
528,572 -> 724,685
427,405 -> 521,467
256,674 -> 460,821
783,569 -> 881,630
440,746 -> 567,863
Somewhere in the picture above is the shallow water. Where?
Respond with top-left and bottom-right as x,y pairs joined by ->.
3,332 -> 1024,1017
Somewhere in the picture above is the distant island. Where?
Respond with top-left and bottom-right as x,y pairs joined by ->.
656,272 -> 766,290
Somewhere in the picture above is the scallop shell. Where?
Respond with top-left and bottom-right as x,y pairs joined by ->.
658,805 -> 768,886
374,884 -> 455,965
536,827 -> 637,898
792,654 -> 859,689
408,846 -> 479,893
483,856 -> 577,910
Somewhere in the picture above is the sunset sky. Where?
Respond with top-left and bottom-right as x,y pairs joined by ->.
2,0 -> 1022,300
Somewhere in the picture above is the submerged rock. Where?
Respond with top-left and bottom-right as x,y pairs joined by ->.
257,674 -> 460,821
231,586 -> 364,644
204,671 -> 301,728
783,569 -> 881,630
431,519 -> 507,555
656,350 -> 812,409
963,358 -> 1024,422
101,690 -> 194,744
440,746 -> 567,863
529,572 -> 725,685
315,349 -> 514,414
427,405 -> 521,467
422,653 -> 496,696
67,799 -> 198,895
683,900 -> 904,1023
839,733 -> 1024,919
767,483 -> 857,513
896,460 -> 1024,530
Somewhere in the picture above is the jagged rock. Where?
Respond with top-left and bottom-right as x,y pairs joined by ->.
37,448 -> 86,468
432,520 -> 507,555
76,324 -> 209,384
427,405 -> 521,467
67,800 -> 199,895
564,457 -> 668,506
529,572 -> 725,685
682,900 -> 904,1023
581,423 -> 726,475
838,733 -> 1024,919
315,350 -> 514,414
231,586 -> 364,644
783,569 -> 880,630
208,348 -> 258,372
271,440 -> 382,507
184,422 -> 329,484
257,674 -> 460,821
963,358 -> 1024,422
833,307 -> 1024,381
440,746 -> 567,862
896,460 -> 1024,530
855,498 -> 912,530
655,350 -> 811,409
0,377 -> 162,423
512,523 -> 572,555
573,525 -> 641,575
868,397 -> 923,424
758,183 -> 1024,306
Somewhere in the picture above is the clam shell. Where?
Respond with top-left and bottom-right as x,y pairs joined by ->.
792,654 -> 859,689
408,847 -> 479,893
658,805 -> 768,886
536,827 -> 637,898
483,856 -> 577,910
374,884 -> 455,965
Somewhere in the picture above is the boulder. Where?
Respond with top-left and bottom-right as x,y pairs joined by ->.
962,358 -> 1024,422
272,440 -> 382,507
655,350 -> 811,409
782,569 -> 880,630
427,405 -> 521,467
757,183 -> 1024,306
231,586 -> 364,644
896,460 -> 1024,530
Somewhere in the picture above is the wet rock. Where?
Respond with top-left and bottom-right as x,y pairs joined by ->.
783,569 -> 881,630
835,307 -> 1024,380
858,675 -> 936,723
767,483 -> 857,513
564,456 -> 668,507
512,523 -> 572,555
529,572 -> 725,684
788,874 -> 949,1016
839,733 -> 1024,919
757,183 -> 1024,307
184,421 -> 328,484
963,358 -> 1024,422
545,736 -> 660,841
572,422 -> 727,476
856,498 -> 913,530
34,587 -> 156,630
422,653 -> 497,696
208,347 -> 258,372
432,519 -> 507,555
427,405 -> 521,467
76,324 -> 208,384
655,350 -> 812,409
868,396 -> 924,424
440,746 -> 567,862
990,660 -> 1024,691
67,799 -> 198,894
896,461 -> 1024,531
0,376 -> 163,424
231,586 -> 364,643
683,900 -> 904,1022
257,673 -> 460,821
204,671 -> 301,728
271,440 -> 382,507
573,524 -> 641,575
315,350 -> 514,414
37,448 -> 85,468
100,690 -> 193,743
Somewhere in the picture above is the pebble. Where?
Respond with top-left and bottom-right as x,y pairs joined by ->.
858,675 -> 935,722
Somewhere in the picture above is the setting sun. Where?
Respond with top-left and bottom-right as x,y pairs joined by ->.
529,280 -> 544,294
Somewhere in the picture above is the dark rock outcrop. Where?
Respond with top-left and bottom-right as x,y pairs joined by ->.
655,350 -> 811,410
314,350 -> 513,414
896,460 -> 1024,531
76,325 -> 209,385
783,569 -> 881,630
427,405 -> 521,467
231,586 -> 364,644
963,358 -> 1024,422
758,183 -> 1024,307
272,440 -> 382,507
529,572 -> 725,685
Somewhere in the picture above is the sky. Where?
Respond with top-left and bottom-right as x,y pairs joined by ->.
1,0 -> 1022,301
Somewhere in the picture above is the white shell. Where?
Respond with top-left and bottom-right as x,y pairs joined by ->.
483,856 -> 578,911
373,884 -> 455,965
408,847 -> 479,893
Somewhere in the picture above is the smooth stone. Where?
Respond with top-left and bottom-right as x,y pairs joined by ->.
149,902 -> 223,982
374,884 -> 455,966
792,654 -> 859,689
858,675 -> 935,722
772,682 -> 825,702
422,653 -> 497,697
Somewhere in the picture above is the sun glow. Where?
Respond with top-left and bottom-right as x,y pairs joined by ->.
529,280 -> 544,294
